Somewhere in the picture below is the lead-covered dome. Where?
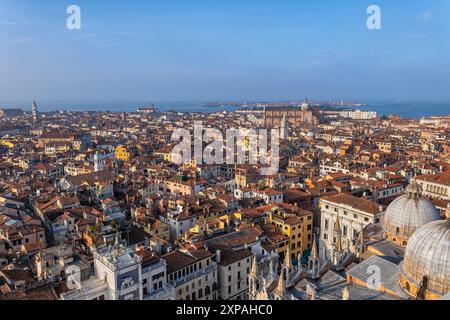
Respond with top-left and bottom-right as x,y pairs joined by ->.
383,179 -> 441,246
400,208 -> 450,299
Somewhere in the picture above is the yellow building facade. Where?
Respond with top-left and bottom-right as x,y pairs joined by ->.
115,146 -> 131,162
267,206 -> 313,260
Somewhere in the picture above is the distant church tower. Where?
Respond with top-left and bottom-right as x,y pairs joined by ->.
32,100 -> 39,125
94,151 -> 105,172
280,114 -> 288,140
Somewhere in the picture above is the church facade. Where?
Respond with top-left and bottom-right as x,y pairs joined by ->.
263,99 -> 318,128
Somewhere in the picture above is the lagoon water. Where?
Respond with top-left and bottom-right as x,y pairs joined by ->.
357,101 -> 450,119
1,100 -> 449,119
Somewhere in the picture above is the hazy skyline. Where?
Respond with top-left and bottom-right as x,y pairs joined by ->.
1,0 -> 449,102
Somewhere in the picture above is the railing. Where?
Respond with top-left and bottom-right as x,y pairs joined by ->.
171,263 -> 217,287
60,280 -> 108,300
93,250 -> 141,271
144,284 -> 175,300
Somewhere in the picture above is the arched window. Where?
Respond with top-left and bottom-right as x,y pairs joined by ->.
405,282 -> 410,292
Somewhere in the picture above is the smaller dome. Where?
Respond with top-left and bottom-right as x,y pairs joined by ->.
306,132 -> 315,138
383,180 -> 441,244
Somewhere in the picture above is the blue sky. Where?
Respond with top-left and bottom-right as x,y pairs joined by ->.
0,0 -> 449,102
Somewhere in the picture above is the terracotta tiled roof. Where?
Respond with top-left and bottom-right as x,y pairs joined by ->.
321,193 -> 384,215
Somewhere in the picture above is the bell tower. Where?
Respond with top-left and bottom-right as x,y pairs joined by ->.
280,114 -> 288,140
32,100 -> 39,125
94,151 -> 105,172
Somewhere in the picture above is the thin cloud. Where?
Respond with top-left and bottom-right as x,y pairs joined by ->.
71,26 -> 134,47
12,37 -> 38,43
404,33 -> 425,39
0,20 -> 31,26
418,10 -> 432,22
115,31 -> 133,36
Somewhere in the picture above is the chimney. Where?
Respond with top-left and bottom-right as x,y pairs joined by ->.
216,250 -> 221,264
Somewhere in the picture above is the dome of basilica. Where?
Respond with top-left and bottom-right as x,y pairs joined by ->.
400,207 -> 450,299
300,98 -> 310,111
383,179 -> 441,246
